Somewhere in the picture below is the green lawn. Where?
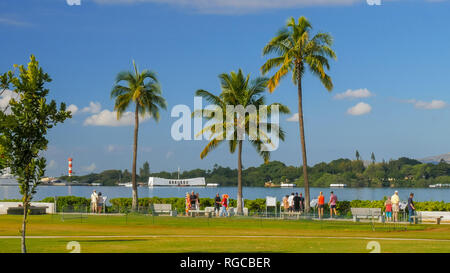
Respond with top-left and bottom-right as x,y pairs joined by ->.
1,214 -> 449,253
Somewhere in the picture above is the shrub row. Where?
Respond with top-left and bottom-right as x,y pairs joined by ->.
40,196 -> 90,212
2,197 -> 449,214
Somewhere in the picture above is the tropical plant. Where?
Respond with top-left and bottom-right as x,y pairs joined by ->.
0,55 -> 70,252
111,60 -> 167,210
195,69 -> 289,214
261,16 -> 336,212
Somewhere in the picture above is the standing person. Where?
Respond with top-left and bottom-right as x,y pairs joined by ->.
328,191 -> 338,218
185,192 -> 191,216
293,193 -> 301,212
90,190 -> 98,213
282,195 -> 289,212
195,193 -> 200,210
97,192 -> 104,214
384,197 -> 392,222
214,193 -> 221,216
288,193 -> 295,214
317,192 -> 325,219
219,194 -> 229,217
190,191 -> 196,211
408,193 -> 416,224
391,191 -> 400,222
299,193 -> 305,213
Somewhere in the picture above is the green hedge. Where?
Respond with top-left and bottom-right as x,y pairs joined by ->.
108,197 -> 237,213
3,196 -> 448,214
40,196 -> 90,212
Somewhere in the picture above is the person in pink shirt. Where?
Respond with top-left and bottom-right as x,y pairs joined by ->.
328,191 -> 338,218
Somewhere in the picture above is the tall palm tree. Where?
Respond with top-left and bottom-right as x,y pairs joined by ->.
111,60 -> 167,211
195,69 -> 289,214
261,16 -> 336,212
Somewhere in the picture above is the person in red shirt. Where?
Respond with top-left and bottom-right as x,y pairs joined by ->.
219,194 -> 229,217
318,192 -> 325,219
384,197 -> 392,222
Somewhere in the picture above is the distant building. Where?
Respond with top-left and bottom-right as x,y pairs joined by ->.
148,177 -> 205,187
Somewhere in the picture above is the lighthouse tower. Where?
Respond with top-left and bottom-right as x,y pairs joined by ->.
68,158 -> 73,177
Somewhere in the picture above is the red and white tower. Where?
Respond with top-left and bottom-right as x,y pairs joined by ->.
68,158 -> 73,177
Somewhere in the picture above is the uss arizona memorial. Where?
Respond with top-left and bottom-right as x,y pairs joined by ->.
148,177 -> 219,187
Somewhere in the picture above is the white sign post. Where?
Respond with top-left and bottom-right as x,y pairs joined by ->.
266,196 -> 277,217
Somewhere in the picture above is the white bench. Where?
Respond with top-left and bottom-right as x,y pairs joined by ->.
203,207 -> 249,216
417,211 -> 450,224
0,202 -> 55,214
150,204 -> 177,216
188,209 -> 211,217
351,208 -> 383,222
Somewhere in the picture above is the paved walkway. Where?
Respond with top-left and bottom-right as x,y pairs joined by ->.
1,234 -> 450,242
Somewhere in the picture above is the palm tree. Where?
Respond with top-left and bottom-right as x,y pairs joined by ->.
195,69 -> 289,214
261,16 -> 336,212
111,60 -> 167,211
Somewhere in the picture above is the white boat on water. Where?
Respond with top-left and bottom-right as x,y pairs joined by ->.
118,182 -> 133,187
429,184 -> 450,188
280,183 -> 296,187
148,177 -> 206,187
206,183 -> 219,187
330,183 -> 347,188
0,168 -> 16,185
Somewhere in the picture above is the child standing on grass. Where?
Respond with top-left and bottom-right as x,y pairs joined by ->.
384,197 -> 392,222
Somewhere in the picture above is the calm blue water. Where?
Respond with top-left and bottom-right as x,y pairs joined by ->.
1,184 -> 449,204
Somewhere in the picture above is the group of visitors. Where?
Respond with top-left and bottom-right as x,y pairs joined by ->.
90,190 -> 105,213
384,190 -> 416,223
185,191 -> 200,214
215,193 -> 229,217
317,191 -> 338,219
282,192 -> 305,213
185,192 -> 230,217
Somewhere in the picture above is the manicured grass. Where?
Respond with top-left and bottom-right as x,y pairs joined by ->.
1,214 -> 449,253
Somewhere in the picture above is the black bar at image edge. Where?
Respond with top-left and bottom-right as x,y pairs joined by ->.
1,253 -> 449,271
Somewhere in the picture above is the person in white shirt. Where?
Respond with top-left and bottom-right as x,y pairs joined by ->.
391,191 -> 400,222
288,193 -> 295,213
90,190 -> 98,213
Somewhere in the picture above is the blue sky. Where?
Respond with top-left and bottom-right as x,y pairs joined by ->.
1,0 -> 449,177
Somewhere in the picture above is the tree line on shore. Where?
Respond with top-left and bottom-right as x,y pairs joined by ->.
59,156 -> 450,188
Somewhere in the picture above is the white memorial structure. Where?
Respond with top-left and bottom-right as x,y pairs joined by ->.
148,177 -> 206,187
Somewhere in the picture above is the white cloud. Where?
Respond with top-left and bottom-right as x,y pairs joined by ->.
93,0 -> 363,13
67,104 -> 79,115
47,160 -> 57,169
0,89 -> 19,114
347,102 -> 372,116
334,88 -> 374,100
82,163 -> 96,173
0,17 -> 31,27
166,151 -> 174,159
140,146 -> 153,153
81,101 -> 102,114
286,113 -> 299,122
83,109 -> 150,127
404,99 -> 447,110
106,144 -> 117,152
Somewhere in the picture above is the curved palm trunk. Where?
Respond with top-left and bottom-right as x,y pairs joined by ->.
297,70 -> 310,213
237,140 -> 243,215
131,104 -> 139,211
